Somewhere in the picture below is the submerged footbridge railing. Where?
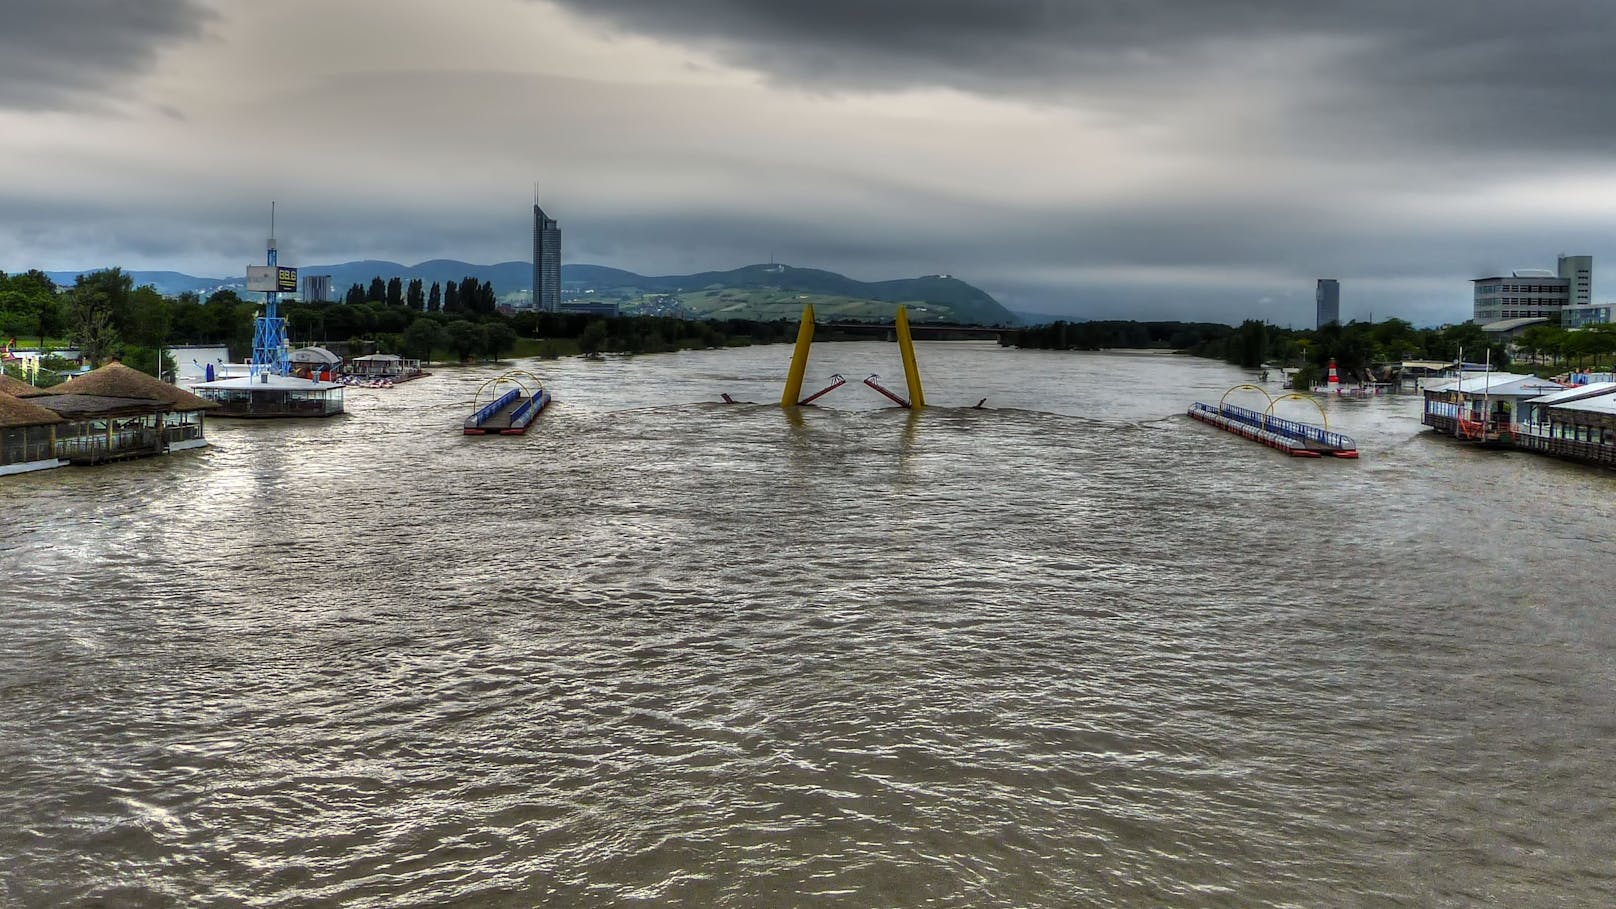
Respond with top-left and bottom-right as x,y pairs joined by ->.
464,370 -> 552,436
468,388 -> 521,430
1189,386 -> 1358,459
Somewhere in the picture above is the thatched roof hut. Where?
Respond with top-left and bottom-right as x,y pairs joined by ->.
0,372 -> 40,397
48,361 -> 218,411
0,391 -> 65,429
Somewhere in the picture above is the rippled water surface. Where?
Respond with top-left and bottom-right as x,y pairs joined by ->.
4,342 -> 1616,907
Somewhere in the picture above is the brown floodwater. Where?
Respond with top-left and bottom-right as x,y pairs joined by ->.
3,343 -> 1614,907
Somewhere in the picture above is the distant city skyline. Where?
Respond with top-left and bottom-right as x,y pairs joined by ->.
7,1 -> 1616,327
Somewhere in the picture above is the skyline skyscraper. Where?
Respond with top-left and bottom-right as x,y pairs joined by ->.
1316,278 -> 1340,329
532,201 -> 560,312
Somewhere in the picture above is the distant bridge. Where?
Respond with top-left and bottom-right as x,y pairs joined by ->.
816,321 -> 1014,342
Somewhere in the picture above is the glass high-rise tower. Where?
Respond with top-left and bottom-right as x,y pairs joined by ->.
533,203 -> 561,312
1316,278 -> 1340,328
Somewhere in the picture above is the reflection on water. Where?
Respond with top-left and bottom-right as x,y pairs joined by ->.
3,343 -> 1615,907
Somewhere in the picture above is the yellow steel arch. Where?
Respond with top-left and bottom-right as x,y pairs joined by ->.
1265,392 -> 1328,430
474,369 -> 547,404
1219,383 -> 1274,412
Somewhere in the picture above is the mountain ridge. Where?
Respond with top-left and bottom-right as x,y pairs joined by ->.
40,261 -> 1017,325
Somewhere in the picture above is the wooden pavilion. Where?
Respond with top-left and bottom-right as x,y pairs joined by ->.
0,386 -> 66,476
20,362 -> 218,465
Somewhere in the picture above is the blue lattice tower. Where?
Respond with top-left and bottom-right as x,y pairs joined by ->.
251,210 -> 290,378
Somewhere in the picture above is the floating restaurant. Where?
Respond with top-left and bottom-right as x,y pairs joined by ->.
3,362 -> 217,471
192,373 -> 345,418
1420,372 -> 1565,444
1516,383 -> 1616,467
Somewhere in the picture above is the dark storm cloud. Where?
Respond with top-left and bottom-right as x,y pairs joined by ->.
0,0 -> 212,110
549,0 -> 1616,154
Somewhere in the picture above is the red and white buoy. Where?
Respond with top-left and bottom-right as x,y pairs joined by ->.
1327,358 -> 1340,394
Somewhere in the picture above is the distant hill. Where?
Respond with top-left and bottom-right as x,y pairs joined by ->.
564,263 -> 1016,325
42,261 -> 1017,325
43,269 -> 236,296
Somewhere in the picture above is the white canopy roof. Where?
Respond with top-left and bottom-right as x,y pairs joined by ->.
1550,390 -> 1616,416
192,374 -> 346,391
1524,381 -> 1616,406
1424,373 -> 1565,398
289,346 -> 342,366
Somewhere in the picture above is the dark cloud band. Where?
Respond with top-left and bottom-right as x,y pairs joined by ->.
0,0 -> 212,111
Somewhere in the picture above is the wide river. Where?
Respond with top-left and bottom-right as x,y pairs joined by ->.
3,342 -> 1614,907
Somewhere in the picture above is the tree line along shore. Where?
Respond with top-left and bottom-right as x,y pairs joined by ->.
1,267 -> 809,385
14,267 -> 1607,389
1001,318 -> 1616,387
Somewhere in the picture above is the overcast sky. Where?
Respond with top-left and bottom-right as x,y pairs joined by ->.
5,0 -> 1616,324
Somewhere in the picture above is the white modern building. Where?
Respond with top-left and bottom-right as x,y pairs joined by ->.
1472,269 -> 1570,323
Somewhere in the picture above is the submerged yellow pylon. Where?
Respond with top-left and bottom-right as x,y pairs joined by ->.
780,303 -> 815,407
896,306 -> 925,408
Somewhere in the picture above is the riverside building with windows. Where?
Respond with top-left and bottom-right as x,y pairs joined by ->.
1472,270 -> 1570,323
1472,254 -> 1590,324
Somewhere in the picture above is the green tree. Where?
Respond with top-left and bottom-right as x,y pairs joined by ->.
482,321 -> 517,361
386,276 -> 404,307
0,275 -> 61,348
402,318 -> 444,363
445,320 -> 484,362
427,282 -> 441,312
578,319 -> 608,355
121,346 -> 177,379
345,283 -> 365,305
126,285 -> 170,349
367,277 -> 386,303
406,278 -> 424,310
73,268 -> 137,341
1233,319 -> 1268,368
457,277 -> 480,315
65,277 -> 120,366
443,281 -> 460,313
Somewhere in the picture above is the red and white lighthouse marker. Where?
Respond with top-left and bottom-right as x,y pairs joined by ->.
1327,358 -> 1340,393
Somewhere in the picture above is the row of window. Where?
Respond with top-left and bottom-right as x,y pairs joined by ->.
1482,284 -> 1566,293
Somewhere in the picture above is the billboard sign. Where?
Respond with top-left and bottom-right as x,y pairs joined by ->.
246,265 -> 299,293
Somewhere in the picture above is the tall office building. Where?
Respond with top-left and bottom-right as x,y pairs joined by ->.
1316,279 -> 1340,328
532,202 -> 561,312
1558,254 -> 1592,307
